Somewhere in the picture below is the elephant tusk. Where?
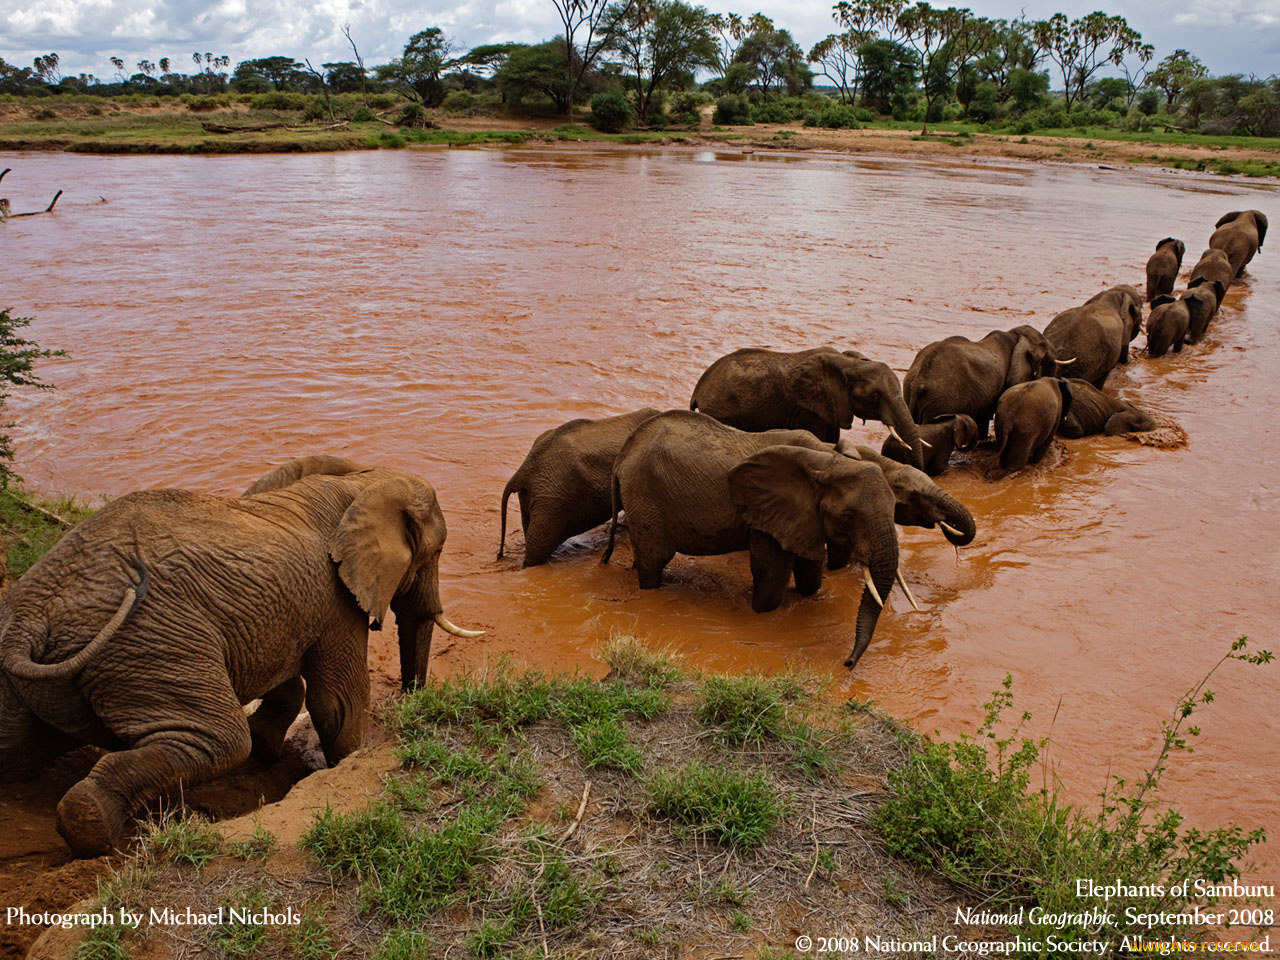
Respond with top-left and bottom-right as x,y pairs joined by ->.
895,569 -> 921,612
919,438 -> 933,448
862,565 -> 884,607
433,612 -> 485,639
939,521 -> 963,538
1057,356 -> 1077,364
886,425 -> 910,448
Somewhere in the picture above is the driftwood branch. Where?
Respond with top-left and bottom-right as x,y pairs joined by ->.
7,190 -> 62,218
13,496 -> 71,528
559,781 -> 591,843
200,121 -> 349,134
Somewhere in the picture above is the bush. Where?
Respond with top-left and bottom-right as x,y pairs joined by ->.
0,308 -> 65,489
350,105 -> 375,122
802,103 -> 861,129
668,90 -> 712,116
302,97 -> 328,122
588,92 -> 632,132
749,100 -> 798,124
712,94 -> 753,125
182,95 -> 222,112
441,90 -> 485,116
395,102 -> 430,128
250,91 -> 308,111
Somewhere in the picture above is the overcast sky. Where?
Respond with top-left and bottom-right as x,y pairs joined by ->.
3,0 -> 1277,82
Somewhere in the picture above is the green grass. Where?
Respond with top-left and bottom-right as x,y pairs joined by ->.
646,761 -> 783,849
371,928 -> 431,960
695,673 -> 837,778
286,903 -> 333,960
139,813 -> 224,869
875,639 -> 1272,951
209,883 -> 271,956
599,635 -> 684,689
226,820 -> 276,861
0,486 -> 95,578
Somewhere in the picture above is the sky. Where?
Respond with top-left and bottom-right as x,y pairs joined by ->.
2,0 -> 1278,82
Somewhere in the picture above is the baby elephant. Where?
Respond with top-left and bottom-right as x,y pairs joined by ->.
881,413 -> 979,476
994,379 -> 1073,472
1146,287 -> 1219,357
1057,379 -> 1155,437
499,408 -> 660,566
1188,249 -> 1233,305
1145,237 -> 1185,302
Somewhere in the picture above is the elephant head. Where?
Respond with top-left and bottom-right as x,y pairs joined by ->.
786,350 -> 923,468
1005,325 -> 1061,386
931,412 -> 980,452
729,446 -> 899,669
844,444 -> 977,547
1156,237 -> 1185,263
247,455 -> 481,689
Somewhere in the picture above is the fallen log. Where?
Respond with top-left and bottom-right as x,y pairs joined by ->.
201,121 -> 287,133
5,190 -> 62,218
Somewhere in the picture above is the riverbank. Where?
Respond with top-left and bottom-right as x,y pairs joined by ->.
1,99 -> 1277,176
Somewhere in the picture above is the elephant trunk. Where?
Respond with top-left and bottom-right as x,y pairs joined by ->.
844,523 -> 899,670
881,395 -> 924,471
391,557 -> 473,691
936,492 -> 976,546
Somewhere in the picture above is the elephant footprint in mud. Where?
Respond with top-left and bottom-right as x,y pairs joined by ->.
0,456 -> 483,857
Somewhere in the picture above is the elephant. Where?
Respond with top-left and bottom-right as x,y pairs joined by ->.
880,413 -> 979,476
601,411 -> 901,669
903,325 -> 1063,442
1209,210 -> 1267,277
841,444 -> 977,548
993,379 -> 1073,472
689,347 -> 924,468
1146,286 -> 1218,357
498,408 -> 660,566
0,456 -> 482,858
1057,380 -> 1155,438
1042,285 -> 1144,389
1188,249 -> 1233,305
1145,238 -> 1185,302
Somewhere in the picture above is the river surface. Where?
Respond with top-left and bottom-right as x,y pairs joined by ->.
2,147 -> 1278,880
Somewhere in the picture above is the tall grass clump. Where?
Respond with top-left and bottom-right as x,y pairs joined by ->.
876,637 -> 1272,952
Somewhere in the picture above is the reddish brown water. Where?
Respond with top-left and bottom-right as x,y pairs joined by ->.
3,147 -> 1278,879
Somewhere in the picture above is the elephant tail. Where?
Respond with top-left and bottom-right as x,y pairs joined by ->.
2,565 -> 149,681
601,471 -> 622,565
497,472 -> 521,560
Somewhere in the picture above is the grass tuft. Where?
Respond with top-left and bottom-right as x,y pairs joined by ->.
140,812 -> 223,869
647,761 -> 782,849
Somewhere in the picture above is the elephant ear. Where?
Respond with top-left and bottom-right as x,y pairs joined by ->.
728,446 -> 829,564
1174,240 -> 1186,262
1150,294 -> 1177,308
330,476 -> 445,623
1256,213 -> 1267,250
1215,211 -> 1243,228
246,455 -> 368,495
1006,338 -> 1036,389
1056,379 -> 1073,424
787,353 -> 853,429
952,414 -> 980,451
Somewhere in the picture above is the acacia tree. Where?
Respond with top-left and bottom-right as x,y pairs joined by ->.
605,0 -> 717,121
733,25 -> 812,98
1120,41 -> 1155,106
550,0 -> 639,118
895,3 -> 990,130
341,23 -> 370,106
809,30 -> 870,103
1148,49 -> 1207,109
1032,11 -> 1146,112
708,12 -> 772,75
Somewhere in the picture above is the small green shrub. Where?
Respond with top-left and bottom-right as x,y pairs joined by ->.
395,102 -> 429,127
365,132 -> 406,149
696,673 -> 804,744
803,103 -> 861,129
589,91 -> 633,132
182,95 -> 222,112
712,94 -> 753,125
36,106 -> 58,120
301,97 -> 328,122
141,813 -> 223,868
647,761 -> 782,849
350,105 -> 375,122
372,928 -> 431,960
209,884 -> 270,956
250,91 -> 308,111
749,100 -> 797,124
441,90 -> 486,116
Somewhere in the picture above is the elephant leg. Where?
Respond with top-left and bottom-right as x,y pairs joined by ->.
628,525 -> 674,590
248,676 -> 306,762
302,636 -> 370,767
748,530 -> 793,613
793,556 -> 823,597
57,689 -> 252,858
0,719 -> 80,783
1030,436 -> 1054,464
826,539 -> 852,571
522,510 -> 569,568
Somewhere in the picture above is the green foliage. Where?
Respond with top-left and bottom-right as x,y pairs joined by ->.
572,716 -> 643,772
209,884 -> 270,956
0,307 -> 64,488
600,635 -> 684,689
603,0 -> 718,122
803,102 -> 861,128
495,42 -> 573,112
249,91 -> 308,111
647,761 -> 782,849
286,903 -> 333,960
712,93 -> 753,124
364,131 -> 406,148
696,673 -> 804,744
227,820 -> 277,860
371,928 -> 431,960
350,105 -> 375,121
876,639 -> 1272,953
0,487 -> 93,576
749,99 -> 799,123
588,91 -> 633,132
140,813 -> 224,869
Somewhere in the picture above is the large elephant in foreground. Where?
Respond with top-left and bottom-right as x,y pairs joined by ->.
690,347 -> 924,468
1043,285 -> 1144,388
0,456 -> 482,857
903,325 -> 1062,441
499,408 -> 660,566
602,412 -> 901,669
1209,210 -> 1267,277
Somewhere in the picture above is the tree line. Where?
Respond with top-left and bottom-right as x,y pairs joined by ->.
1,1 -> 1277,137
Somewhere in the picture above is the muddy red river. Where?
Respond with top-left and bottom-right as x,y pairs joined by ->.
2,148 -> 1277,885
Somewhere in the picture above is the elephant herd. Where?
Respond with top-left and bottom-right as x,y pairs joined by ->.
0,206 -> 1265,860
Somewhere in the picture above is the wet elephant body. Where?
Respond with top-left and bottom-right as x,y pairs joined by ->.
1145,238 -> 1185,302
690,347 -> 924,468
1209,210 -> 1267,277
499,408 -> 661,566
1057,380 -> 1156,438
902,325 -> 1059,441
1043,285 -> 1144,389
994,379 -> 1073,472
0,456 -> 480,857
881,413 -> 979,476
1189,249 -> 1234,305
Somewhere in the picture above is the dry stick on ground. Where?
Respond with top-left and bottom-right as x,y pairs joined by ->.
559,781 -> 591,842
7,190 -> 62,218
13,496 -> 71,528
805,798 -> 821,888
